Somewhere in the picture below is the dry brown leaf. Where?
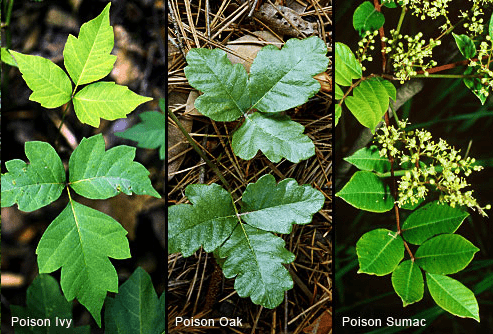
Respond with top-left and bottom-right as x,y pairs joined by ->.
303,309 -> 332,334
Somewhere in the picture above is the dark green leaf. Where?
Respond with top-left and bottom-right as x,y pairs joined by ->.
353,1 -> 385,36
391,260 -> 424,307
463,67 -> 487,105
452,33 -> 476,59
356,229 -> 404,275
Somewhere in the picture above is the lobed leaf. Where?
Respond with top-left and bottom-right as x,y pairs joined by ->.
248,36 -> 329,113
217,224 -> 295,308
401,201 -> 469,245
105,267 -> 165,334
68,134 -> 160,199
184,48 -> 250,121
115,111 -> 165,160
168,183 -> 238,257
11,274 -> 91,334
353,1 -> 385,36
356,229 -> 404,276
426,273 -> 479,322
415,234 -> 479,275
241,174 -> 325,234
344,145 -> 391,173
36,201 -> 131,326
72,81 -> 152,127
1,141 -> 65,212
336,171 -> 394,213
232,112 -> 314,163
63,3 -> 116,87
344,77 -> 394,133
335,42 -> 362,86
391,260 -> 424,307
10,51 -> 72,108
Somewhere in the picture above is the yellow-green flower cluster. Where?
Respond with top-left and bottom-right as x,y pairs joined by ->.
469,35 -> 493,97
383,31 -> 440,83
400,0 -> 453,28
375,120 -> 489,216
356,30 -> 379,71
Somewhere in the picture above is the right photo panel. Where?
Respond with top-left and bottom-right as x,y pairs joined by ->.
335,1 -> 493,333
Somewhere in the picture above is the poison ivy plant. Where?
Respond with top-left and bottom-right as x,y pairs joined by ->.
9,3 -> 151,127
116,98 -> 165,160
336,0 -> 492,323
168,174 -> 325,308
1,134 -> 161,326
11,274 -> 91,333
183,36 -> 329,163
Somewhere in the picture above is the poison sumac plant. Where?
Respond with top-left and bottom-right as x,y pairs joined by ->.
2,3 -> 164,329
183,36 -> 329,163
168,174 -> 325,308
335,0 -> 492,322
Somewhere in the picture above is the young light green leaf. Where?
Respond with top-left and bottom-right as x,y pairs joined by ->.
344,77 -> 393,133
10,51 -> 72,108
36,200 -> 131,326
336,171 -> 394,212
184,48 -> 250,121
68,134 -> 160,199
415,234 -> 479,274
1,47 -> 17,67
344,145 -> 391,173
168,183 -> 238,257
72,81 -> 152,127
217,224 -> 295,308
353,1 -> 385,36
232,112 -> 315,163
335,83 -> 344,100
391,260 -> 424,307
401,201 -> 469,245
452,33 -> 476,59
356,229 -> 404,276
426,273 -> 479,322
63,3 -> 116,87
115,111 -> 165,160
335,42 -> 362,86
104,267 -> 165,334
1,141 -> 65,212
249,36 -> 329,113
11,274 -> 91,334
241,174 -> 325,234
335,104 -> 342,126
489,12 -> 493,38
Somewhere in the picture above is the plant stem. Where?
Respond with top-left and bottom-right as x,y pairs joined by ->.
412,73 -> 479,79
167,108 -> 232,192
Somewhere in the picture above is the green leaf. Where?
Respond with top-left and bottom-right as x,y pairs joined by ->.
10,51 -> 72,108
336,171 -> 394,212
452,33 -> 476,59
463,67 -> 487,105
115,111 -> 165,160
426,273 -> 479,322
344,145 -> 391,173
72,81 -> 152,127
335,104 -> 342,127
382,0 -> 398,8
11,274 -> 91,333
63,3 -> 116,87
353,1 -> 385,36
401,201 -> 469,245
217,224 -> 295,308
68,134 -> 160,200
344,77 -> 393,133
36,200 -> 131,326
232,112 -> 315,163
1,141 -> 65,212
249,36 -> 329,113
391,260 -> 424,307
184,48 -> 250,121
489,12 -> 493,38
335,42 -> 362,86
415,234 -> 479,274
241,174 -> 325,233
1,47 -> 17,67
104,267 -> 165,334
335,83 -> 344,100
356,229 -> 404,276
168,183 -> 238,257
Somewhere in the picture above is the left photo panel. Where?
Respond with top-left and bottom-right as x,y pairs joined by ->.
1,1 -> 165,332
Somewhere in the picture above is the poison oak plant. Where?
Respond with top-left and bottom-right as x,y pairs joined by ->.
335,0 -> 493,322
183,36 -> 329,163
1,3 -> 164,329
